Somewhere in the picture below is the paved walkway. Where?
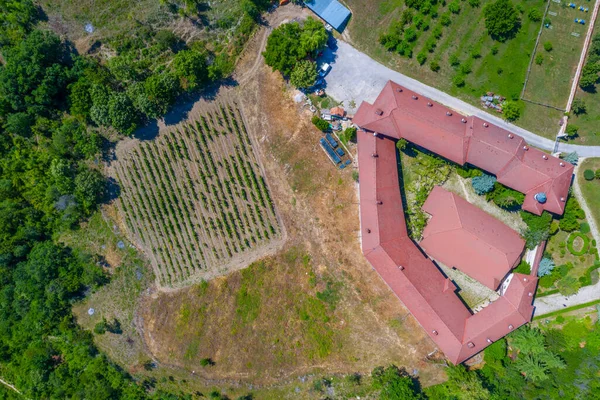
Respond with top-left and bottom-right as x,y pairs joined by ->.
323,41 -> 600,157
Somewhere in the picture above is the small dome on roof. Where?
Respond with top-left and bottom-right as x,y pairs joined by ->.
534,192 -> 547,204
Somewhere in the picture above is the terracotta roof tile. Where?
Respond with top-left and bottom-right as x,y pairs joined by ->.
353,81 -> 574,216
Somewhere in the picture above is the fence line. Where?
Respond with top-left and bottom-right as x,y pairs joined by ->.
520,97 -> 566,112
520,0 -> 553,100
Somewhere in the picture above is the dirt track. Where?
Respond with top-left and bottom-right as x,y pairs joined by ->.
132,4 -> 447,389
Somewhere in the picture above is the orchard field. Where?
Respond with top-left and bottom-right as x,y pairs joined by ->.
112,100 -> 282,287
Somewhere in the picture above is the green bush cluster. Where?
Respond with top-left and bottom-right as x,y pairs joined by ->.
584,169 -> 595,180
264,17 -> 327,84
567,232 -> 590,256
558,196 -> 585,232
487,182 -> 525,209
312,116 -> 330,132
579,34 -> 600,90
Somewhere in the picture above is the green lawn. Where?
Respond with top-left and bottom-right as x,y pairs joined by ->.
579,158 -> 600,229
523,1 -> 587,109
343,0 -> 576,140
569,15 -> 600,144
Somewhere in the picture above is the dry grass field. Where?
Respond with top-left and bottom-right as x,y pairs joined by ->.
110,100 -> 282,288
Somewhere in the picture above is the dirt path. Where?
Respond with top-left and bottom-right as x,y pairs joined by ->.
0,377 -> 21,396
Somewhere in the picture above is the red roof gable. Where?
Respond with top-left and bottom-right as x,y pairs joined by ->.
353,81 -> 574,216
357,128 -> 538,364
420,187 -> 525,290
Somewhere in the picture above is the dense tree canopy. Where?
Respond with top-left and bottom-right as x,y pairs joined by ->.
483,0 -> 521,41
263,17 -> 328,77
290,60 -> 318,88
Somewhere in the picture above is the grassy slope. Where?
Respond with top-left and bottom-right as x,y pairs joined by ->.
343,0 -> 568,139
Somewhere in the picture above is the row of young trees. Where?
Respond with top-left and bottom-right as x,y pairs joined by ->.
116,103 -> 279,286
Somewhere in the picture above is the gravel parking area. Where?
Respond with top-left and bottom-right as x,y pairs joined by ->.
323,41 -> 600,157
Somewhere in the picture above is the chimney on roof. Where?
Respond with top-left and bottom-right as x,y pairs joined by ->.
467,342 -> 475,348
560,197 -> 566,202
376,200 -> 383,205
373,132 -> 378,137
372,153 -> 379,158
528,292 -> 533,297
508,324 -> 514,330
523,277 -> 528,282
560,162 -> 565,167
366,229 -> 371,234
486,338 -> 493,343
542,154 -> 548,160
398,265 -> 404,271
427,102 -> 433,107
396,88 -> 403,93
375,108 -> 383,116
523,145 -> 529,151
461,118 -> 467,123
432,330 -> 438,335
412,95 -> 418,100
446,111 -> 452,116
483,122 -> 489,127
508,134 -> 514,139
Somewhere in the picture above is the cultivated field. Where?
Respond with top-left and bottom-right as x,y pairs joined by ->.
112,100 -> 282,288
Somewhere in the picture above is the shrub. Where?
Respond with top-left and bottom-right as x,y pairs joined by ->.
565,124 -> 579,139
487,182 -> 524,209
290,60 -> 317,89
567,232 -> 590,256
503,101 -> 521,121
453,74 -> 466,87
449,54 -> 460,66
440,13 -> 452,26
543,41 -> 553,52
352,170 -> 359,182
595,169 -> 600,179
491,44 -> 499,55
535,54 -> 543,65
562,151 -> 579,165
528,8 -> 542,22
514,260 -> 531,274
449,1 -> 461,14
396,138 -> 408,151
584,169 -> 595,181
472,174 -> 497,195
521,210 -> 552,248
417,52 -> 427,65
430,60 -> 441,72
94,318 -> 108,335
571,98 -> 587,115
311,116 -> 329,132
340,126 -> 357,145
200,358 -> 215,367
469,0 -> 481,7
538,258 -> 555,277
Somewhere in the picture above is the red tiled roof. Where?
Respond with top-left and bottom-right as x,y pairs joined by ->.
357,128 -> 538,364
420,187 -> 525,290
353,81 -> 574,215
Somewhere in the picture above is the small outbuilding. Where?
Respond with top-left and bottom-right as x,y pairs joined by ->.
304,0 -> 352,32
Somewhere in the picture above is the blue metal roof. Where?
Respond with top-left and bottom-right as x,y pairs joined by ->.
304,0 -> 351,31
